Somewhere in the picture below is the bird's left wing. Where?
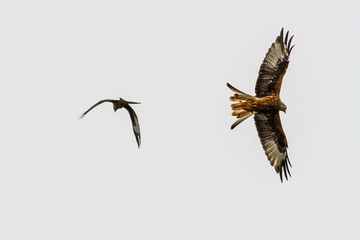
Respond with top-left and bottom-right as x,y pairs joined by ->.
255,28 -> 294,97
124,105 -> 141,148
80,99 -> 115,119
254,112 -> 291,182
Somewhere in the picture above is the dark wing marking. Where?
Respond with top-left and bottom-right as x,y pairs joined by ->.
255,28 -> 294,97
80,99 -> 116,119
254,112 -> 291,182
124,104 -> 141,148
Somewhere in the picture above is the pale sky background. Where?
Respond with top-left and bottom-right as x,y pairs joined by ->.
1,0 -> 360,239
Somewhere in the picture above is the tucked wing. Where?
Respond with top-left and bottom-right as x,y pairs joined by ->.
124,104 -> 141,148
80,99 -> 117,119
254,112 -> 291,182
255,28 -> 294,97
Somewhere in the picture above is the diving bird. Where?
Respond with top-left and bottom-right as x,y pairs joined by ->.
227,28 -> 294,182
80,98 -> 141,148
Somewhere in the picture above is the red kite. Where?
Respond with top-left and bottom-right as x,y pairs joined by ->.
80,98 -> 141,148
227,28 -> 294,181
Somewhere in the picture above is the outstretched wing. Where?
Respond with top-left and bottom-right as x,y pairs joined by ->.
80,99 -> 116,119
255,28 -> 294,97
254,112 -> 291,182
124,104 -> 141,148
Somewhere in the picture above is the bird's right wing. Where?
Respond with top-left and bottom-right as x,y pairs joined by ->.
124,105 -> 141,148
254,112 -> 291,182
80,99 -> 115,119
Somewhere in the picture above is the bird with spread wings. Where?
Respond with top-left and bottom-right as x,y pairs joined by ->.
227,28 -> 294,181
80,98 -> 141,148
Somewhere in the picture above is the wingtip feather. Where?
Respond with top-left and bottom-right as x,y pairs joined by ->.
289,45 -> 295,54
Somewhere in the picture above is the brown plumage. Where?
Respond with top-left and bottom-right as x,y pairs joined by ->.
80,98 -> 141,148
227,28 -> 294,182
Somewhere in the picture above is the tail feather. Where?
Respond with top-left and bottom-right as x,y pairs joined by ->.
230,109 -> 254,129
227,83 -> 253,98
227,83 -> 254,129
230,94 -> 249,102
231,102 -> 247,110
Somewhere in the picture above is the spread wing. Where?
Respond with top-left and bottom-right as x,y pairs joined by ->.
254,112 -> 291,182
255,28 -> 294,97
80,99 -> 116,119
124,104 -> 141,148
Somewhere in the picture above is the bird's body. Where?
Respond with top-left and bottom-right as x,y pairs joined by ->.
227,28 -> 294,181
80,98 -> 141,148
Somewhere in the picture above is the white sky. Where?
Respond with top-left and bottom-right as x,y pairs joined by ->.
1,0 -> 360,239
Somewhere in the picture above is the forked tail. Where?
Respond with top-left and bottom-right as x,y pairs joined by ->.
227,83 -> 254,129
